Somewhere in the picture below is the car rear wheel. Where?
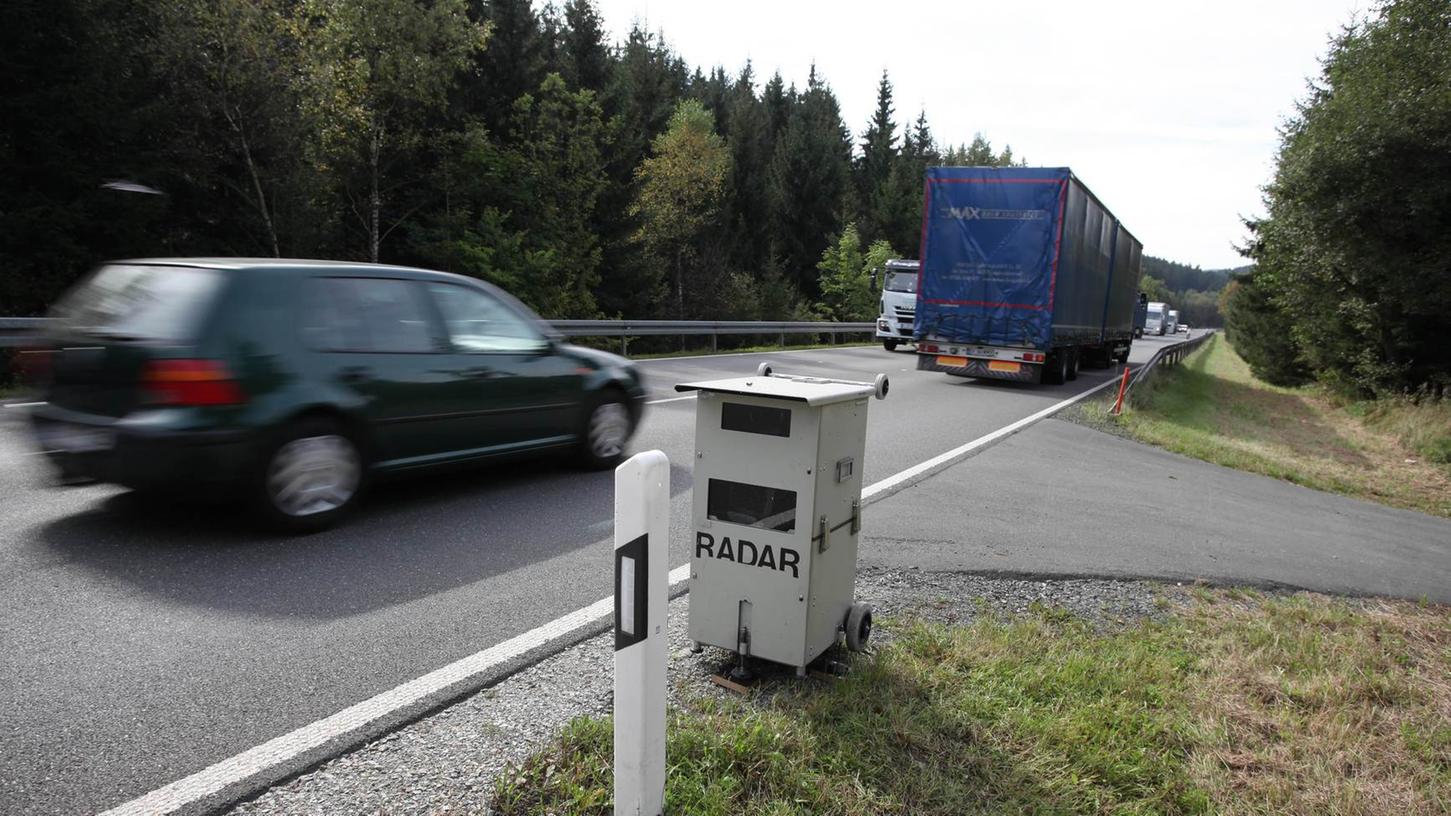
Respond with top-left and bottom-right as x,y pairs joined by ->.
579,392 -> 633,469
256,418 -> 363,534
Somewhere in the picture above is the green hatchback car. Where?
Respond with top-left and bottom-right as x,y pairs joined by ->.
29,259 -> 646,531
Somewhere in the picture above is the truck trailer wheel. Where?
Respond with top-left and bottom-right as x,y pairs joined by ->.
882,338 -> 899,352
845,603 -> 874,652
1043,353 -> 1069,385
1066,349 -> 1080,381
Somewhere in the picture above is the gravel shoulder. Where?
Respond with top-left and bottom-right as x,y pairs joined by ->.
228,569 -> 1182,816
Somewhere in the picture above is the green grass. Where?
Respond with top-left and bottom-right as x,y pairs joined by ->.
1079,336 -> 1451,518
491,594 -> 1451,815
1359,398 -> 1451,466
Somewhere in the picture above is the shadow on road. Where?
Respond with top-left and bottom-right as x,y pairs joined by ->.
36,456 -> 693,620
942,364 -> 1121,394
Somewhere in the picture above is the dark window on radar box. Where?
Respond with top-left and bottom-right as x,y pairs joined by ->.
707,478 -> 797,532
720,402 -> 791,437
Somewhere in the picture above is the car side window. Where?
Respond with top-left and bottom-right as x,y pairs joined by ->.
301,278 -> 437,353
427,283 -> 547,353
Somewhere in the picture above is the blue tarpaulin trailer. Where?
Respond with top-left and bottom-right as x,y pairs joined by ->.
913,167 -> 1143,384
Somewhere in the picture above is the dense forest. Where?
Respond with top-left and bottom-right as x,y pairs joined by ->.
0,0 -> 1027,326
1227,0 -> 1450,397
1138,256 -> 1240,328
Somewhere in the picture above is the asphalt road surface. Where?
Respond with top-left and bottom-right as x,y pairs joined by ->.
0,335 -> 1182,815
865,417 -> 1451,602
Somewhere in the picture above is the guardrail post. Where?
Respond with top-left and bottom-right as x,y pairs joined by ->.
614,450 -> 669,816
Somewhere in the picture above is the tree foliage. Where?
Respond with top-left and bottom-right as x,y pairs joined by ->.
292,0 -> 485,261
3,0 -> 1035,335
1222,270 -> 1312,386
816,225 -> 894,322
632,100 -> 730,318
1245,0 -> 1451,396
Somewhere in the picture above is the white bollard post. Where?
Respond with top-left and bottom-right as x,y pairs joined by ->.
614,450 -> 669,816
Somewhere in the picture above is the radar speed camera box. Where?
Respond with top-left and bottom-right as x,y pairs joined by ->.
676,365 -> 887,676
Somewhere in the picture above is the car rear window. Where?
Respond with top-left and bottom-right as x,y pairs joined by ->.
51,264 -> 225,342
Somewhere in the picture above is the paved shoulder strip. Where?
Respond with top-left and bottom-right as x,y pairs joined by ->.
100,368 -> 1129,816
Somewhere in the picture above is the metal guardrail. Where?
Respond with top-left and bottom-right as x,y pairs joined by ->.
550,319 -> 875,354
0,319 -> 49,348
0,317 -> 875,353
1124,330 -> 1216,406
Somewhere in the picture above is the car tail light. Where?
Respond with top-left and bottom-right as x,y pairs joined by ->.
143,359 -> 246,406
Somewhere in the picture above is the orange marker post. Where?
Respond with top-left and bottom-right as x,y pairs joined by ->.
1111,365 -> 1131,416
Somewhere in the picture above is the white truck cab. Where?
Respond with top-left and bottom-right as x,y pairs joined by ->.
1145,301 -> 1169,335
1166,309 -> 1181,334
875,258 -> 919,351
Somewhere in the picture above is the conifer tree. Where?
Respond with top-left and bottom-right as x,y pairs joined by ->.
559,0 -> 610,92
468,0 -> 545,135
767,65 -> 852,298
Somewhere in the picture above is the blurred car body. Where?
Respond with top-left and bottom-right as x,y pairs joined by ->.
28,259 -> 646,531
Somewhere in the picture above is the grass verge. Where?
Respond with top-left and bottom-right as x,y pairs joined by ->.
1077,335 -> 1451,518
491,592 -> 1450,815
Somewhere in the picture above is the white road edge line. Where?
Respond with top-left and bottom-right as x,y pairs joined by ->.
860,371 -> 1127,499
99,367 -> 1131,816
644,395 -> 694,405
3,401 -> 45,408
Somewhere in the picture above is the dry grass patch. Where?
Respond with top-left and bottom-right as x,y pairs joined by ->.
493,592 -> 1450,815
1081,336 -> 1451,517
1187,593 -> 1451,815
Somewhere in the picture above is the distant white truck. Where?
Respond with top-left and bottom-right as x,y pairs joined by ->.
875,258 -> 919,351
1145,302 -> 1170,335
1166,309 -> 1181,334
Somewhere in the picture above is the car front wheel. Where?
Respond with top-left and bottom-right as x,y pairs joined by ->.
256,418 -> 363,534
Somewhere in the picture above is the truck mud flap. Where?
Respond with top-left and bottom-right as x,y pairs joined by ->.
916,354 -> 1040,383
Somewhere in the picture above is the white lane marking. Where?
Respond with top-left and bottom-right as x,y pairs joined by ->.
100,367 -> 1129,816
861,371 -> 1128,499
101,594 -> 618,816
3,401 -> 45,408
644,395 -> 694,405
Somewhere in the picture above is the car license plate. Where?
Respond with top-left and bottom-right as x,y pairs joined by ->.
936,355 -> 969,368
42,425 -> 115,453
988,360 -> 1022,373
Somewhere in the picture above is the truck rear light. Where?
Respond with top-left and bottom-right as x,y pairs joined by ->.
922,343 -> 940,353
1023,352 -> 1045,363
143,359 -> 246,406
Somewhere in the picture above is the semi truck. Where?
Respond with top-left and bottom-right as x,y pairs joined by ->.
874,258 -> 919,351
1166,309 -> 1181,334
914,167 -> 1144,385
1133,293 -> 1149,338
1145,301 -> 1169,335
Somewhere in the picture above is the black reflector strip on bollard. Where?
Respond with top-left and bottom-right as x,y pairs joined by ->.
614,533 -> 648,651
